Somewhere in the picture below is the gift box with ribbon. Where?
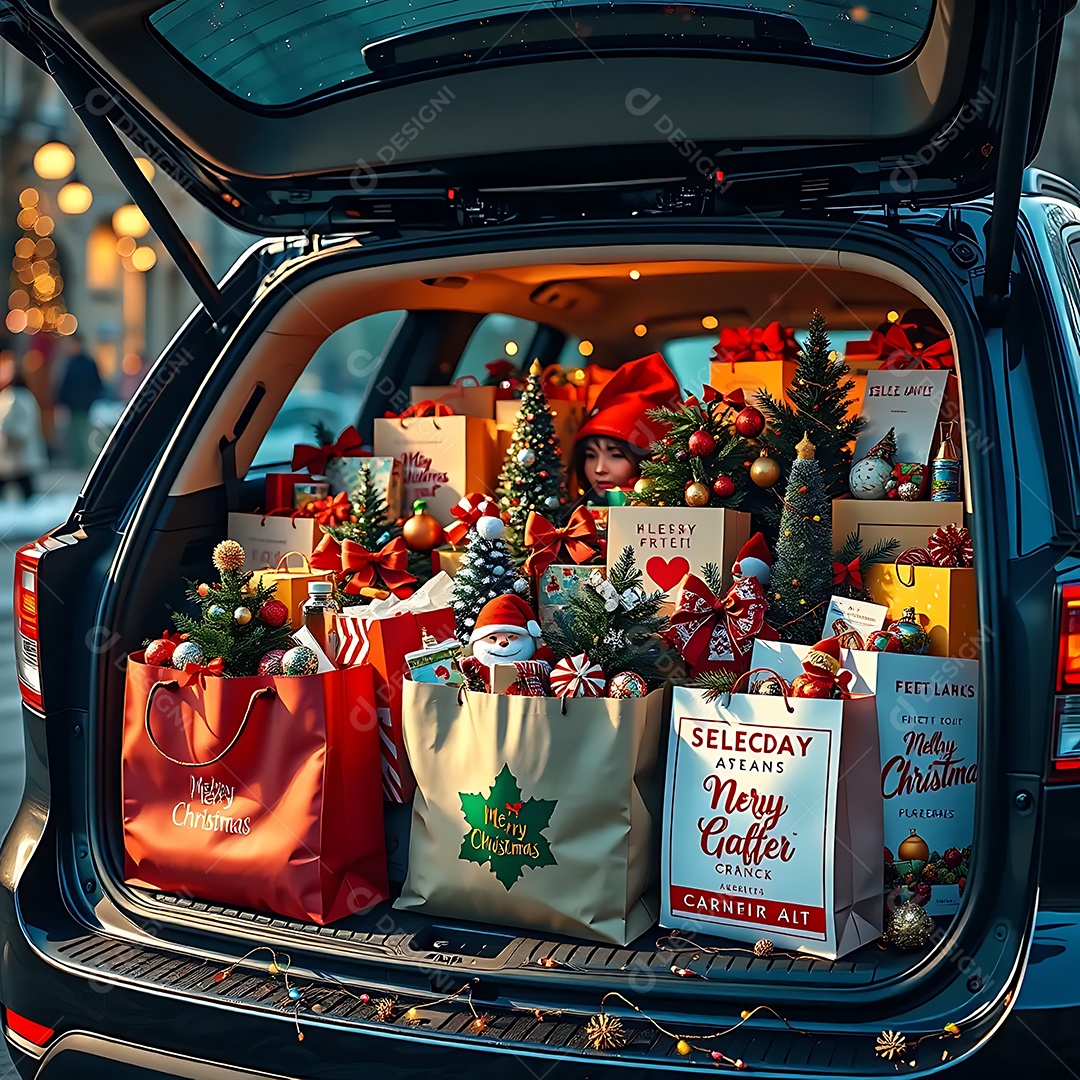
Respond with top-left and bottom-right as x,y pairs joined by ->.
523,508 -> 606,636
311,532 -> 417,600
708,321 -> 800,407
666,572 -> 778,676
248,551 -> 335,630
409,375 -> 497,419
373,406 -> 499,525
864,525 -> 979,659
334,573 -> 458,803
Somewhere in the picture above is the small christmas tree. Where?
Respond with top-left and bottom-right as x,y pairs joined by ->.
756,310 -> 865,500
496,360 -> 567,545
546,545 -> 674,679
769,434 -> 834,644
633,391 -> 772,511
451,517 -> 530,644
170,541 -> 295,676
323,464 -> 391,549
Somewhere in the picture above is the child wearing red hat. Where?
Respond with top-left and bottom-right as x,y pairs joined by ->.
571,353 -> 681,505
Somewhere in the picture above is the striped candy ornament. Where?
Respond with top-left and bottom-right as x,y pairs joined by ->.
550,653 -> 606,699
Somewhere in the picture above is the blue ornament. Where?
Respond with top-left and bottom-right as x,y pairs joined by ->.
288,987 -> 301,1001
208,604 -> 227,618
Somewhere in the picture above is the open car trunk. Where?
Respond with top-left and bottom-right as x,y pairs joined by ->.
77,228 -> 1023,1058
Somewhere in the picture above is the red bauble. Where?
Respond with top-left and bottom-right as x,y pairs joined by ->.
687,429 -> 716,457
259,599 -> 289,628
913,883 -> 933,905
734,406 -> 766,438
258,649 -> 287,676
145,636 -> 178,666
943,847 -> 962,869
712,475 -> 735,497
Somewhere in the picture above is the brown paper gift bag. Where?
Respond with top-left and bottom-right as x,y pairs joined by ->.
373,414 -> 498,525
396,680 -> 665,945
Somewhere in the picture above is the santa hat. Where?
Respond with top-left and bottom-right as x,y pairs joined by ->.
574,353 -> 681,454
469,593 -> 541,644
802,637 -> 842,677
732,533 -> 772,576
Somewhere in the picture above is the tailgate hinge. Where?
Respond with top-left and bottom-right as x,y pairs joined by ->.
45,51 -> 231,328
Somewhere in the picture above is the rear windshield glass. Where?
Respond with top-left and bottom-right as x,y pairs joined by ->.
149,0 -> 932,108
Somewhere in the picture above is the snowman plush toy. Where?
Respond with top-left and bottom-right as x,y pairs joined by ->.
461,593 -> 554,692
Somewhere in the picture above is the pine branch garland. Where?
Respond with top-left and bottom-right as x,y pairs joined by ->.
691,669 -> 739,702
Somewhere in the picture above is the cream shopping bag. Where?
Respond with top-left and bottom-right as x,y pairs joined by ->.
396,680 -> 665,945
662,679 -> 882,959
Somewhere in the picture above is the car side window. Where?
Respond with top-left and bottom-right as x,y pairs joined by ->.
252,310 -> 405,467
454,314 -> 539,382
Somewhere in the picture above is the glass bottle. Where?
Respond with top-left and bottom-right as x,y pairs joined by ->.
302,581 -> 338,663
930,421 -> 961,502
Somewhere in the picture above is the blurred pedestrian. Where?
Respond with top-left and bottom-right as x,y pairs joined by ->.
55,334 -> 103,470
0,365 -> 48,500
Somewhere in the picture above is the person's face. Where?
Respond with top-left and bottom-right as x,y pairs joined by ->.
583,437 -> 639,493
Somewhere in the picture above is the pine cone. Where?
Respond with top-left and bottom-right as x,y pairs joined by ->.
753,939 -> 774,958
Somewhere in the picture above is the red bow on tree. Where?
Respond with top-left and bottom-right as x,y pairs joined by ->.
876,324 -> 955,370
312,534 -> 416,597
291,425 -> 367,475
384,400 -> 455,420
445,492 -> 501,546
523,508 -> 602,577
183,657 -> 225,678
667,575 -> 773,673
485,359 -> 519,380
832,557 -> 863,589
712,322 -> 797,371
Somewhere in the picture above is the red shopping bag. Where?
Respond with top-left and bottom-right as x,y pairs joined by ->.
122,653 -> 388,925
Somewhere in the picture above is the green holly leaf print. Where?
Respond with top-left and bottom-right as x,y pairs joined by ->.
459,763 -> 557,890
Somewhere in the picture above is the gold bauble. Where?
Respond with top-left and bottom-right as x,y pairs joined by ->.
750,453 -> 781,488
402,500 -> 445,552
233,606 -> 252,626
685,481 -> 710,507
897,828 -> 930,863
633,477 -> 653,495
884,901 -> 933,950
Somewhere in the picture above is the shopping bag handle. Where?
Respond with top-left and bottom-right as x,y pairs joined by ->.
275,551 -> 313,572
144,681 -> 277,767
727,667 -> 794,713
894,546 -> 931,588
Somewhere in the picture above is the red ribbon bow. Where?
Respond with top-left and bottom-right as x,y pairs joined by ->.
668,575 -> 770,670
445,492 -> 501,547
523,508 -> 603,577
832,557 -> 863,589
312,534 -> 416,597
384,400 -> 455,420
877,324 -> 955,370
713,322 -> 797,371
485,359 -> 519,380
290,425 -> 367,475
184,657 -> 225,678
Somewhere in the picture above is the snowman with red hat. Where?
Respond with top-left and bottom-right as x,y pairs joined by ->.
731,532 -> 773,588
790,636 -> 855,699
459,593 -> 554,693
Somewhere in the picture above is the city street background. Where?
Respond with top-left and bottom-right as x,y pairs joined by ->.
3,6 -> 1080,1079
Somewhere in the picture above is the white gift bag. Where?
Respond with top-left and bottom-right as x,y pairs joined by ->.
661,680 -> 882,959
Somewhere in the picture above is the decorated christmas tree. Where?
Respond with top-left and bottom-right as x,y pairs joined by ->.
632,390 -> 777,511
451,517 -> 530,644
756,310 -> 865,500
769,434 -> 834,644
169,541 -> 294,676
496,360 -> 567,545
546,545 -> 674,679
323,463 -> 391,548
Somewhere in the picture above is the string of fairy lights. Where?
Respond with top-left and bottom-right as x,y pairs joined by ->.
7,140 -> 159,339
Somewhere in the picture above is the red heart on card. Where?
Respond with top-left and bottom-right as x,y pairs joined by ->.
434,665 -> 450,680
646,556 -> 691,591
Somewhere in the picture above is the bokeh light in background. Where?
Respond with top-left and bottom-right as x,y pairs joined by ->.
57,181 -> 93,215
112,204 -> 150,238
130,246 -> 157,272
134,157 -> 155,181
32,141 -> 75,180
115,236 -> 137,258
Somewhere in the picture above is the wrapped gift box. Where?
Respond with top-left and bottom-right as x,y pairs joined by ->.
606,506 -> 751,605
373,415 -> 498,525
865,563 -> 979,659
710,358 -> 797,409
831,499 -> 964,553
228,512 -> 321,572
536,564 -> 604,637
495,398 -> 585,469
433,548 -> 465,578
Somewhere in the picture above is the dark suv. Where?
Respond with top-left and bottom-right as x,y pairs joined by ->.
2,0 -> 1080,1076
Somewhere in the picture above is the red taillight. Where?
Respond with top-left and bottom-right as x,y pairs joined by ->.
14,541 -> 44,711
3,1006 -> 55,1046
1056,584 -> 1080,691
